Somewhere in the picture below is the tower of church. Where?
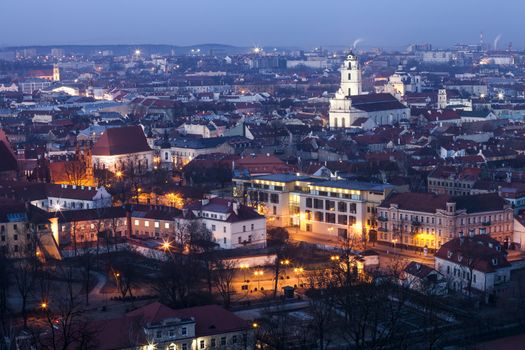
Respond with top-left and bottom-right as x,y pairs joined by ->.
52,64 -> 60,81
339,52 -> 362,97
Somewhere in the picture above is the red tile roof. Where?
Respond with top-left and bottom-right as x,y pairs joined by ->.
435,235 -> 510,273
92,126 -> 151,156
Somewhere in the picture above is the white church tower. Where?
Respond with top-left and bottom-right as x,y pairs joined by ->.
329,52 -> 363,129
340,52 -> 362,97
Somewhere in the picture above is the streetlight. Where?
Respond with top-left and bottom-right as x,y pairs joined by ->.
161,240 -> 172,252
240,263 -> 249,282
280,259 -> 291,279
116,171 -> 123,179
330,255 -> 340,262
40,301 -> 48,310
293,267 -> 304,286
253,270 -> 264,290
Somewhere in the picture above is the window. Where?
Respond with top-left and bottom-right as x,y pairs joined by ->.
306,198 -> 312,208
326,213 -> 336,224
349,203 -> 357,214
182,327 -> 187,336
338,202 -> 347,212
182,344 -> 187,350
251,224 -> 254,230
169,329 -> 175,337
221,337 -> 226,346
348,216 -> 356,225
243,225 -> 246,232
270,193 -> 279,204
338,215 -> 348,225
325,200 -> 335,211
211,338 -> 216,347
273,206 -> 277,215
313,199 -> 324,209
314,212 -> 324,222
232,335 -> 237,344
145,221 -> 150,227
156,330 -> 162,338
223,226 -> 226,233
165,223 -> 170,229
200,340 -> 205,349
223,237 -> 227,244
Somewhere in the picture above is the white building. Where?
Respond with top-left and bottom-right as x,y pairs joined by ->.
435,235 -> 512,296
233,174 -> 394,242
329,53 -> 409,129
182,197 -> 266,249
92,125 -> 154,173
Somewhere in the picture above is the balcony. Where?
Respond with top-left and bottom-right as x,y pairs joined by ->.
411,220 -> 421,227
482,221 -> 491,226
378,227 -> 389,232
378,216 -> 388,222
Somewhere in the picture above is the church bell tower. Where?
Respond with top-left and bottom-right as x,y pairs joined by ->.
340,52 -> 362,97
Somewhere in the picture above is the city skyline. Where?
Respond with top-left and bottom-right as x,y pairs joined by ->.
1,0 -> 524,49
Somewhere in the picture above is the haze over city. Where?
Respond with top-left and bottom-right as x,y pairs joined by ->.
1,0 -> 524,49
3,1 -> 525,349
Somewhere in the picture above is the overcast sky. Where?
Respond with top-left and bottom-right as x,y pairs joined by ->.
1,0 -> 523,49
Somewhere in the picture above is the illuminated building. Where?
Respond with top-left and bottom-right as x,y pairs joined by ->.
234,174 -> 393,242
377,192 -> 513,250
329,52 -> 409,129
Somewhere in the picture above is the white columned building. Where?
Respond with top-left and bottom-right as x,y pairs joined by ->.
329,52 -> 410,129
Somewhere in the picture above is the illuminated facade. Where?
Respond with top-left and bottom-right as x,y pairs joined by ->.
377,192 -> 514,250
329,52 -> 409,129
233,174 -> 393,241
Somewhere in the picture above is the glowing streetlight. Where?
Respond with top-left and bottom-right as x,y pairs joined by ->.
498,92 -> 504,100
253,270 -> 264,290
253,47 -> 262,54
135,49 -> 141,56
115,171 -> 123,179
240,263 -> 250,282
161,240 -> 172,252
330,255 -> 340,262
40,302 -> 48,310
252,322 -> 259,328
53,203 -> 62,212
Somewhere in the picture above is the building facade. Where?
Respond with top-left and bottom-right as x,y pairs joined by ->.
377,192 -> 514,250
234,174 -> 393,241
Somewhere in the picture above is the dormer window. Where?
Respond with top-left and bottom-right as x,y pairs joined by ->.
492,258 -> 498,266
495,245 -> 501,251
447,251 -> 453,259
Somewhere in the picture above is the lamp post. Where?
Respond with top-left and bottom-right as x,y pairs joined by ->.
293,267 -> 304,287
253,270 -> 263,290
240,263 -> 249,283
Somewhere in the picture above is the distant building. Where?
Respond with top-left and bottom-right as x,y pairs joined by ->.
329,53 -> 409,129
26,64 -> 60,81
92,125 -> 153,173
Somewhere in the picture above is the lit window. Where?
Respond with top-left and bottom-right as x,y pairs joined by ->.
155,222 -> 159,228
165,223 -> 170,229
145,221 -> 150,227
134,220 -> 139,226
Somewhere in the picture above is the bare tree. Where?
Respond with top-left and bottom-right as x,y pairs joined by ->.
267,227 -> 290,298
212,259 -> 236,308
12,258 -> 38,328
63,160 -> 90,186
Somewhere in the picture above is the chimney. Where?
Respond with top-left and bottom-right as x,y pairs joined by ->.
233,202 -> 239,215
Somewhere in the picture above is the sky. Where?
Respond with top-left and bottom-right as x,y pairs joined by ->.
1,0 -> 523,49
